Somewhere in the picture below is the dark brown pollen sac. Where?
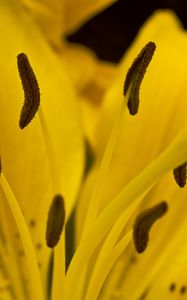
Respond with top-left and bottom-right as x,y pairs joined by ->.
169,283 -> 176,292
173,162 -> 187,188
123,41 -> 156,115
133,201 -> 168,253
46,194 -> 65,248
180,286 -> 187,294
17,53 -> 40,129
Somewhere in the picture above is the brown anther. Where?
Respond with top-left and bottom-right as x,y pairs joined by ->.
133,201 -> 168,253
46,194 -> 65,248
173,162 -> 187,188
180,286 -> 187,294
17,53 -> 40,129
169,283 -> 176,292
124,41 -> 156,115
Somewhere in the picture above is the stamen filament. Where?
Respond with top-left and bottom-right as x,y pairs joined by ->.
0,173 -> 44,300
82,42 -> 156,238
0,200 -> 26,300
17,52 -> 65,300
82,104 -> 124,236
65,126 -> 187,299
37,107 -> 65,300
38,107 -> 61,194
130,216 -> 187,300
85,231 -> 132,300
84,199 -> 141,300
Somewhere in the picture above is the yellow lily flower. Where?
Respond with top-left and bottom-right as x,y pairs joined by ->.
1,0 -> 187,299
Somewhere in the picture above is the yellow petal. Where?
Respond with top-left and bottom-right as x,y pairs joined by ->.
20,0 -> 118,46
20,0 -> 65,47
0,0 -> 84,291
60,0 -> 117,34
0,174 -> 44,300
115,172 -> 187,299
65,124 -> 187,298
75,10 -> 187,267
95,10 -> 187,208
61,44 -> 117,147
75,9 -> 187,237
61,43 -> 98,91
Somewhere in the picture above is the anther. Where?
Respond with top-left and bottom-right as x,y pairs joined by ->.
17,53 -> 40,129
180,286 -> 187,294
169,283 -> 176,292
46,194 -> 65,248
124,41 -> 156,115
133,201 -> 168,253
173,162 -> 187,188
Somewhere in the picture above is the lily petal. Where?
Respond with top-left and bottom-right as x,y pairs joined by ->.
95,10 -> 187,207
20,0 -> 118,46
63,0 -> 118,34
0,0 -> 84,290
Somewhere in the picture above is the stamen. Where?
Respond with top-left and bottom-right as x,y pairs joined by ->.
17,53 -> 40,129
124,41 -> 156,115
169,283 -> 176,292
173,162 -> 187,188
180,286 -> 186,294
46,194 -> 65,248
133,201 -> 168,253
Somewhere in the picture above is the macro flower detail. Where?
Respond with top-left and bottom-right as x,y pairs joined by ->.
1,1 -> 187,300
17,53 -> 40,129
46,194 -> 65,248
133,201 -> 168,253
173,162 -> 187,188
124,41 -> 156,115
